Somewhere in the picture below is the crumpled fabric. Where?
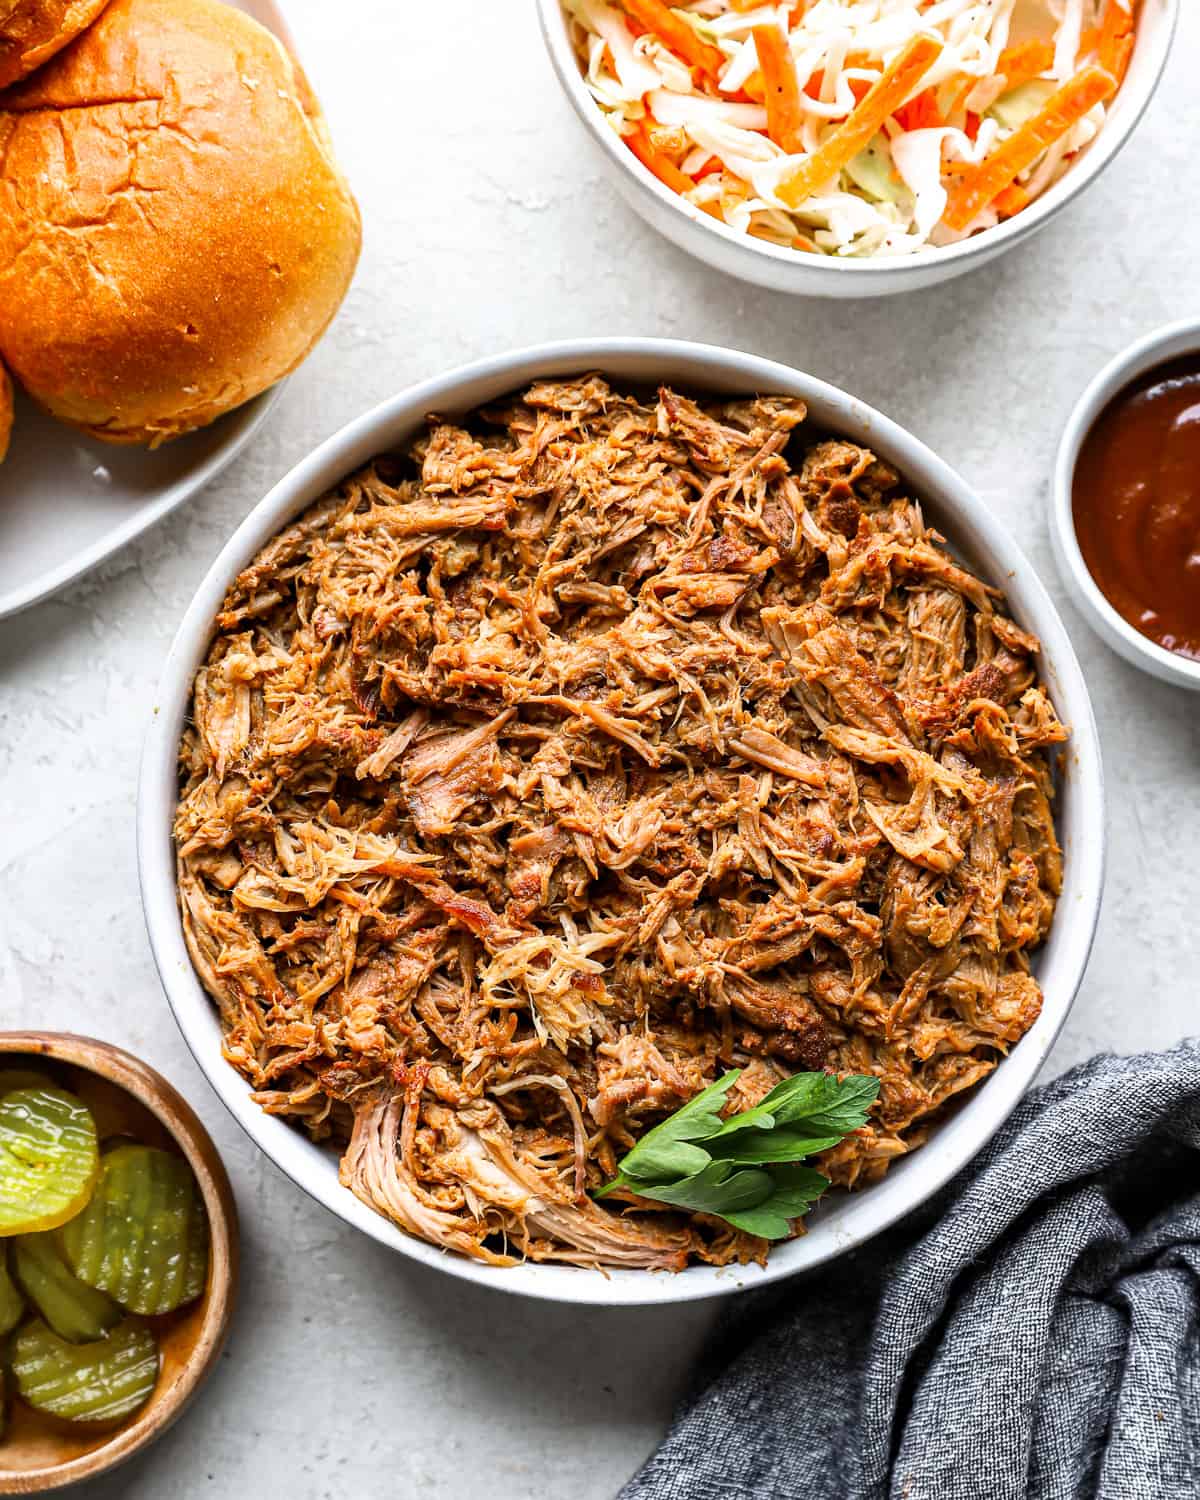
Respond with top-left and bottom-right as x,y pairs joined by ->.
622,1043 -> 1200,1500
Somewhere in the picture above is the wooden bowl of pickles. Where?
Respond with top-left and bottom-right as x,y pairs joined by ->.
0,1033 -> 238,1492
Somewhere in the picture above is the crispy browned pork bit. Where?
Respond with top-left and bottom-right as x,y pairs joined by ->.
174,376 -> 1067,1270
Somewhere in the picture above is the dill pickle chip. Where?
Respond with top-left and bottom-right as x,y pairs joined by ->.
0,1088 -> 99,1236
13,1233 -> 119,1343
11,1317 -> 159,1424
0,1245 -> 24,1335
61,1145 -> 209,1316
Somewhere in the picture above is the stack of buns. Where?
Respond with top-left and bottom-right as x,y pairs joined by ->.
0,0 -> 360,456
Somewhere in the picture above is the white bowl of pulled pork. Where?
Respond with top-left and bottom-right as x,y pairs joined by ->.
139,339 -> 1104,1305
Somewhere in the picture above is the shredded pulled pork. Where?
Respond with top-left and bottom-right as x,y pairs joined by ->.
174,376 -> 1066,1270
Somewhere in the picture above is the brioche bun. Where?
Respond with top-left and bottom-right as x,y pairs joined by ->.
0,0 -> 361,446
0,0 -> 111,89
0,361 -> 11,463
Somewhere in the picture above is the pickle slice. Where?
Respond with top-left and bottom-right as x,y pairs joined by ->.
61,1145 -> 209,1315
13,1233 -> 119,1343
0,1244 -> 24,1335
0,1088 -> 99,1236
11,1317 -> 159,1424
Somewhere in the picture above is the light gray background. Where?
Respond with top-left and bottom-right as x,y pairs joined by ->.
2,3 -> 1197,1496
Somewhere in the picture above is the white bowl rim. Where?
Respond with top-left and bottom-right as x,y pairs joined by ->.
535,0 -> 1179,280
1052,316 -> 1200,689
138,336 -> 1106,1306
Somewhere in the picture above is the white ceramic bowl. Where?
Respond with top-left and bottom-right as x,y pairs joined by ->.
139,338 -> 1105,1305
537,0 -> 1177,298
1052,317 -> 1200,691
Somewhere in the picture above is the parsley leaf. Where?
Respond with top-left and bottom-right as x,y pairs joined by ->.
721,1166 -> 829,1239
634,1160 -> 775,1216
593,1071 -> 741,1197
759,1071 -> 881,1134
594,1070 -> 879,1238
707,1128 -> 845,1165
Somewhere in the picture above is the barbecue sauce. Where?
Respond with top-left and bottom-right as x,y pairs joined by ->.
1072,353 -> 1200,662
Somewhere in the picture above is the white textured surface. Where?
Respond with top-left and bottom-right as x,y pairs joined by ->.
1,3 -> 1197,1495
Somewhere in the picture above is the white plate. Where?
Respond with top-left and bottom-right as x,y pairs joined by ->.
0,0 -> 293,620
139,338 -> 1107,1307
0,387 -> 283,618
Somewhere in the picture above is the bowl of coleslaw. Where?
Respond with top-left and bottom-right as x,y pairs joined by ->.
537,0 -> 1177,297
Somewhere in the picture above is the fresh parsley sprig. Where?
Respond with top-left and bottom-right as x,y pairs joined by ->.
594,1069 -> 879,1240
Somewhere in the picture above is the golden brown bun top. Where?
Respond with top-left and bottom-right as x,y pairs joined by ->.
0,0 -> 362,445
0,0 -> 112,89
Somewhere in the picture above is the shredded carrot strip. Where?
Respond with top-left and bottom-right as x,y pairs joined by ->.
621,0 -> 725,80
777,34 -> 943,209
803,68 -> 824,100
1106,34 -> 1134,82
803,69 -> 870,104
626,126 -> 697,196
939,72 -> 975,121
1097,0 -> 1136,79
730,0 -> 807,16
995,39 -> 1055,92
942,64 -> 1116,231
753,25 -> 803,150
745,225 -> 817,253
993,183 -> 1030,217
895,86 -> 942,131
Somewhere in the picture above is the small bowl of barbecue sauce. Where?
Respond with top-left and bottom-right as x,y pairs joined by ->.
1054,320 -> 1200,690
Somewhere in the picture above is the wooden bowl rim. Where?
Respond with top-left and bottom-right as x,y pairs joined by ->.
0,1032 -> 239,1494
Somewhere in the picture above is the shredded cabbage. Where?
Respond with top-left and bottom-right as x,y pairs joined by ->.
561,0 -> 1132,258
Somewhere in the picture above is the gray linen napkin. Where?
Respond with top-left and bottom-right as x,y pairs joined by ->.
622,1043 -> 1200,1500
